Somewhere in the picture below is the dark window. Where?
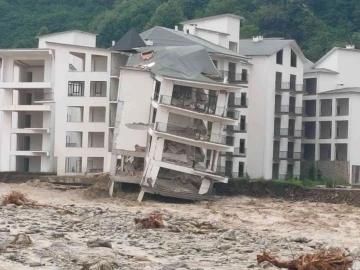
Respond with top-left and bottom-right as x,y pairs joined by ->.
225,161 -> 233,176
240,93 -> 247,106
26,72 -> 33,82
239,139 -> 245,153
24,136 -> 30,151
228,62 -> 236,82
23,158 -> 30,172
238,162 -> 244,177
240,115 -> 246,131
304,78 -> 317,95
226,136 -> 234,146
291,49 -> 297,67
154,80 -> 161,101
241,69 -> 248,81
275,72 -> 282,89
24,115 -> 31,128
212,60 -> 218,68
25,93 -> 32,105
276,50 -> 283,65
68,81 -> 84,96
152,108 -> 157,124
90,81 -> 106,97
290,75 -> 296,90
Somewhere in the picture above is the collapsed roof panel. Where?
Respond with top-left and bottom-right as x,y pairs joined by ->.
126,45 -> 220,83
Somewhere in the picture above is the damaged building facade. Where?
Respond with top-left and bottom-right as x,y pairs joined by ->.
109,26 -> 249,200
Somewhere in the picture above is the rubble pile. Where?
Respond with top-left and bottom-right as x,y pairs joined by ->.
257,248 -> 352,270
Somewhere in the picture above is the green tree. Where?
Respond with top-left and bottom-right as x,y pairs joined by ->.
145,0 -> 184,29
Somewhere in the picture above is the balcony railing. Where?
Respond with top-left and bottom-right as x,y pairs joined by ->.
220,147 -> 246,156
155,122 -> 231,146
228,98 -> 248,107
276,82 -> 304,92
295,106 -> 306,115
215,70 -> 249,83
225,123 -> 247,133
274,151 -> 302,160
194,164 -> 227,177
274,128 -> 303,138
34,92 -> 54,101
275,105 -> 295,114
159,95 -> 240,120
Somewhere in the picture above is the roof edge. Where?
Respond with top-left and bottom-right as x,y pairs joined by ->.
180,14 -> 244,24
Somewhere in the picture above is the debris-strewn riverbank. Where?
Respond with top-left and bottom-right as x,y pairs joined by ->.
1,182 -> 360,269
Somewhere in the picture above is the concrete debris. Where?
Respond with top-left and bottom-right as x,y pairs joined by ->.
84,260 -> 112,270
7,233 -> 32,247
135,144 -> 146,152
87,239 -> 112,249
220,229 -> 237,241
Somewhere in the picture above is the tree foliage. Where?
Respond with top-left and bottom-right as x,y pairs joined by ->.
0,0 -> 358,60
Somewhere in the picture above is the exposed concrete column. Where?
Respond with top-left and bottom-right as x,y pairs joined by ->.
212,151 -> 219,172
208,150 -> 214,170
109,154 -> 117,176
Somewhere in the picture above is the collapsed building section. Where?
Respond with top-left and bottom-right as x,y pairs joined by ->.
109,44 -> 247,201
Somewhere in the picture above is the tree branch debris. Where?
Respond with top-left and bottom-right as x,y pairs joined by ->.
2,190 -> 77,214
257,249 -> 352,270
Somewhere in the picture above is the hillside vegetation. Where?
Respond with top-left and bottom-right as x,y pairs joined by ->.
0,0 -> 359,60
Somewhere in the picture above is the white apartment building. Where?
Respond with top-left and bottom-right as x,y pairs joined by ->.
0,30 -> 120,175
302,46 -> 360,183
110,44 -> 247,200
239,38 -> 307,180
140,14 -> 251,178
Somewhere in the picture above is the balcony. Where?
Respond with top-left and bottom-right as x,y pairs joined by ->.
155,122 -> 232,146
274,129 -> 304,138
194,164 -> 227,177
34,92 -> 54,102
274,151 -> 302,161
295,106 -> 306,116
275,83 -> 304,93
275,105 -> 295,115
0,82 -> 52,89
220,147 -> 246,157
225,123 -> 247,133
159,95 -> 240,120
214,70 -> 249,84
0,105 -> 51,111
228,98 -> 248,108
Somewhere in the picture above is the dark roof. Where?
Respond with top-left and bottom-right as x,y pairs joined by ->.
111,28 -> 146,51
126,45 -> 219,83
239,39 -> 292,56
238,38 -> 307,61
140,26 -> 249,59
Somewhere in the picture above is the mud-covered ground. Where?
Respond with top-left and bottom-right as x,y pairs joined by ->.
1,181 -> 360,270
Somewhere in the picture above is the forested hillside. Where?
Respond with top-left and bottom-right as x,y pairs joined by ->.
0,0 -> 359,60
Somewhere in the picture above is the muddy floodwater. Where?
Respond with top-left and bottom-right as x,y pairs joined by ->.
1,182 -> 360,269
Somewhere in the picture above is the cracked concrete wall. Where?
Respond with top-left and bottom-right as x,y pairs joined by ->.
114,69 -> 154,152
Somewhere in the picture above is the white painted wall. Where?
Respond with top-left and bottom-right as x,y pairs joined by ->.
114,69 -> 154,152
38,31 -> 97,48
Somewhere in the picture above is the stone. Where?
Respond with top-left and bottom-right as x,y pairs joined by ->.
220,229 -> 237,241
217,244 -> 232,251
87,239 -> 112,249
293,237 -> 311,243
162,263 -> 190,270
350,247 -> 360,259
